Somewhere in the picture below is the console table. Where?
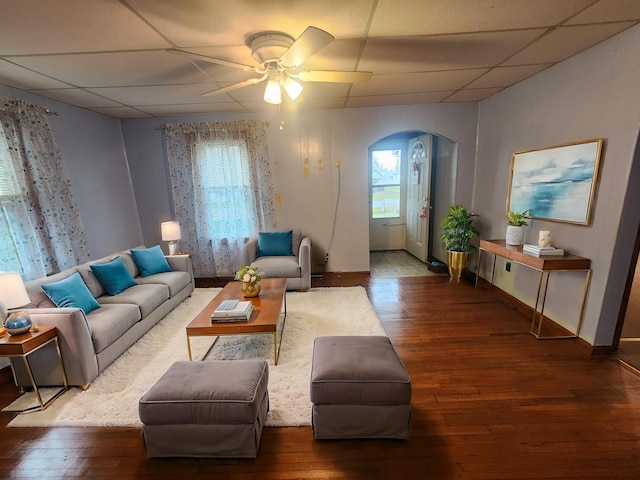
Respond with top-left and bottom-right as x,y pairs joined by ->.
476,239 -> 591,339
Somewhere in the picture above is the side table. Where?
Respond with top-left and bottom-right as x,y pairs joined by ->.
0,325 -> 69,412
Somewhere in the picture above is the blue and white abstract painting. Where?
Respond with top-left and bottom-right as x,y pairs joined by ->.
508,140 -> 603,225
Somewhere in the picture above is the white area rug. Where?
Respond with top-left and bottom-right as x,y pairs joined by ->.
7,287 -> 385,428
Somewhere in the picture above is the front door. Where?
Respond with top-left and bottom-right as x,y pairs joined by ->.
405,135 -> 431,262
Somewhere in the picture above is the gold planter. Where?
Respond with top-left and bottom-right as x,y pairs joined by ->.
446,251 -> 471,279
241,282 -> 261,297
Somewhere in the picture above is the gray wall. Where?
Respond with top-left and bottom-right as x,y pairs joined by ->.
0,84 -> 143,259
473,24 -> 640,346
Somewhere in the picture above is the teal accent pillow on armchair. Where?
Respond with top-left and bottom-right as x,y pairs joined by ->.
257,231 -> 294,257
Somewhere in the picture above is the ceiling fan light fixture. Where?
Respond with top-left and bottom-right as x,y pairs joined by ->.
264,79 -> 282,104
283,77 -> 303,100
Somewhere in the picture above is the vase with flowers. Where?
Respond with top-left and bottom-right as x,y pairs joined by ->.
235,265 -> 265,297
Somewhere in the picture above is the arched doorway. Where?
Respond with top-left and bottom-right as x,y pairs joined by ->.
368,130 -> 457,273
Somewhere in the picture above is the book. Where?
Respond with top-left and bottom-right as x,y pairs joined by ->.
523,244 -> 564,256
212,300 -> 254,321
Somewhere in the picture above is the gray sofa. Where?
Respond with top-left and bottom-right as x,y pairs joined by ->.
11,247 -> 194,389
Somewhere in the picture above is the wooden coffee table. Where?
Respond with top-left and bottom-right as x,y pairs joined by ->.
186,278 -> 287,364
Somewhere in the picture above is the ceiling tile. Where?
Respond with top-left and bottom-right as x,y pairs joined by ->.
126,0 -> 374,46
565,0 -> 640,24
89,106 -> 154,118
0,60 -> 73,89
466,64 -> 552,89
351,69 -> 488,96
444,88 -> 504,102
346,91 -> 453,107
86,84 -> 238,106
28,88 -> 124,108
504,22 -> 637,65
359,30 -> 546,74
0,0 -> 170,55
369,0 -> 595,36
139,103 -> 249,116
9,51 -> 241,88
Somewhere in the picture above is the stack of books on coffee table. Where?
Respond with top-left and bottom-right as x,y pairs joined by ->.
211,299 -> 254,322
522,244 -> 565,257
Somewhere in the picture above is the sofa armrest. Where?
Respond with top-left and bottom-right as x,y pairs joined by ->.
166,254 -> 195,287
10,308 -> 99,388
299,236 -> 311,290
243,238 -> 258,265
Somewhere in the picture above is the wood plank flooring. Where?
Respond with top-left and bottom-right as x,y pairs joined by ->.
2,274 -> 640,479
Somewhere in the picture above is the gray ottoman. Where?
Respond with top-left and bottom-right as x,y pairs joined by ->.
310,336 -> 411,440
139,360 -> 269,458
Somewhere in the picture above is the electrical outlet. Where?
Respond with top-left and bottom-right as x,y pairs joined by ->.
506,262 -> 511,272
335,158 -> 341,167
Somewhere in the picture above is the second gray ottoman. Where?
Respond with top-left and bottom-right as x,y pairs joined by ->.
310,336 -> 411,439
139,360 -> 269,458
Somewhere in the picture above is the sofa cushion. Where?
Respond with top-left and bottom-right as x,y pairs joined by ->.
86,303 -> 141,353
130,245 -> 173,277
97,284 -> 170,317
41,272 -> 101,314
257,231 -> 294,257
251,256 -> 300,278
136,271 -> 191,297
90,256 -> 137,296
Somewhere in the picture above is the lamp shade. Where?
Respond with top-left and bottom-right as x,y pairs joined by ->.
283,77 -> 303,100
0,272 -> 30,309
161,221 -> 181,241
263,79 -> 282,104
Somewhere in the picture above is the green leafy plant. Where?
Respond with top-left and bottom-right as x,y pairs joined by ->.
440,204 -> 479,253
507,209 -> 529,226
234,265 -> 264,286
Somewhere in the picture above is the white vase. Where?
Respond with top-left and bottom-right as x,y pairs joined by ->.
506,225 -> 524,246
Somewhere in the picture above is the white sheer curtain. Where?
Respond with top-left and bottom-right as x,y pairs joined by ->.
163,120 -> 276,277
0,97 -> 88,280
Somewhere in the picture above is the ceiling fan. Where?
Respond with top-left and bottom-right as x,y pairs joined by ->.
167,26 -> 373,104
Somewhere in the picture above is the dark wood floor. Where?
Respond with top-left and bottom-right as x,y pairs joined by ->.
2,274 -> 640,479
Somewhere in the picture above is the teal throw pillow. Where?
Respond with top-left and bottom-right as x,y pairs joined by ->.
257,231 -> 294,257
130,245 -> 173,277
42,272 -> 100,314
90,256 -> 137,295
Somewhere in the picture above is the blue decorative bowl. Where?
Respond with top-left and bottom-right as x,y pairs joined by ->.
5,311 -> 32,335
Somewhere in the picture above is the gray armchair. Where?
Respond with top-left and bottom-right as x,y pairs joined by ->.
242,229 -> 311,291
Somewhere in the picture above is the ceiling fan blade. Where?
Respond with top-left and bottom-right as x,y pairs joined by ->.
279,26 -> 334,68
202,75 -> 268,97
297,70 -> 373,83
167,48 -> 260,72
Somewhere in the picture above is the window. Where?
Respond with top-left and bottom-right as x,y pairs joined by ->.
0,133 -> 43,279
371,149 -> 401,218
194,139 -> 256,241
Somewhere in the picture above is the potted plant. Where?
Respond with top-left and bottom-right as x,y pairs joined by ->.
440,204 -> 479,278
506,209 -> 529,245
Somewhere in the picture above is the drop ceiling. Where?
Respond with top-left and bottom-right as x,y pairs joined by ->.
0,0 -> 638,119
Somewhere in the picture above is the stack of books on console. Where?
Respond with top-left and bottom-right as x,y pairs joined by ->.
211,299 -> 253,322
522,244 -> 565,257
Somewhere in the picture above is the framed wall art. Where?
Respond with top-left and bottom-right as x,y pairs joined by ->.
506,138 -> 604,225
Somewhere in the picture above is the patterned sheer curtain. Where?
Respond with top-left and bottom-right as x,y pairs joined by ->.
0,96 -> 89,280
164,120 -> 276,277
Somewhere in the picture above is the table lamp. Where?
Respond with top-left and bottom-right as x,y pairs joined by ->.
0,272 -> 32,335
161,221 -> 181,255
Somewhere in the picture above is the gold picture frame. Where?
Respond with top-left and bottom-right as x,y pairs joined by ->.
506,139 -> 604,225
